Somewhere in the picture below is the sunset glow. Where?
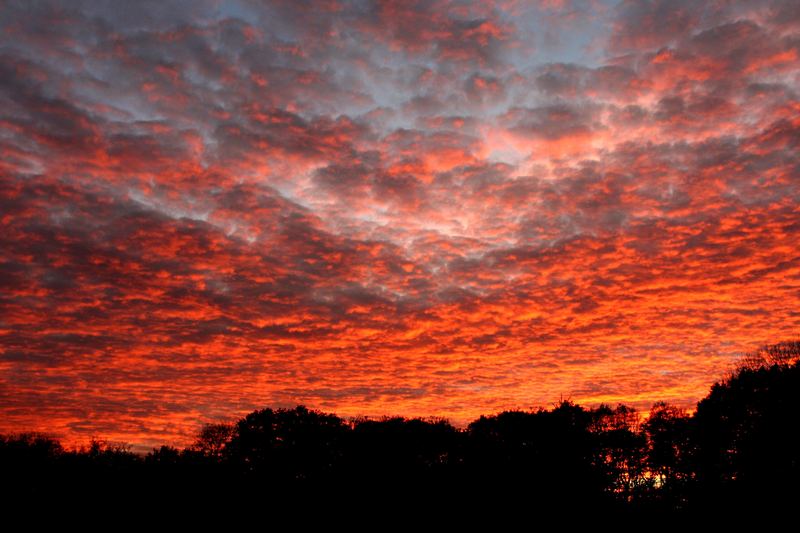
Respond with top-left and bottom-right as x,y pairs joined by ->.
1,0 -> 799,450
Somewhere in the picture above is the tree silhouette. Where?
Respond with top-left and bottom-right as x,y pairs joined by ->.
193,423 -> 234,458
641,401 -> 693,509
4,339 -> 800,515
464,401 -> 617,510
224,405 -> 348,492
592,404 -> 650,500
345,415 -> 461,497
692,352 -> 800,510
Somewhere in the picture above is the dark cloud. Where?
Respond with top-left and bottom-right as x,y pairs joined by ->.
503,103 -> 600,140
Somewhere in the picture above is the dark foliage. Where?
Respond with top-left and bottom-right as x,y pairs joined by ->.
3,341 -> 800,516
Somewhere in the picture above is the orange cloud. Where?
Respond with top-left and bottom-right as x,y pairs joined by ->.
1,0 -> 799,451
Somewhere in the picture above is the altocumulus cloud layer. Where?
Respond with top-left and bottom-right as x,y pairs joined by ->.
1,0 -> 799,449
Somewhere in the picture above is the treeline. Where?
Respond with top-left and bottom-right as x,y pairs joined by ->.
3,341 -> 800,515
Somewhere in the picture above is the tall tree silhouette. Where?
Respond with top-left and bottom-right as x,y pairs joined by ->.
224,405 -> 348,491
691,342 -> 800,510
642,401 -> 693,508
465,401 -> 616,510
193,423 -> 234,459
592,404 -> 650,500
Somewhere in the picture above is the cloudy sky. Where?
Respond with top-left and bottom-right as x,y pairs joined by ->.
1,0 -> 799,449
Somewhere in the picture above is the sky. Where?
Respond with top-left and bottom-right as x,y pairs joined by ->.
1,0 -> 799,451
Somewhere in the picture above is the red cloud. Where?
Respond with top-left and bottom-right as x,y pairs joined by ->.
1,0 -> 799,450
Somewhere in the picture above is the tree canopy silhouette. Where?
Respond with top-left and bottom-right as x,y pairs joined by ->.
3,340 -> 800,515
